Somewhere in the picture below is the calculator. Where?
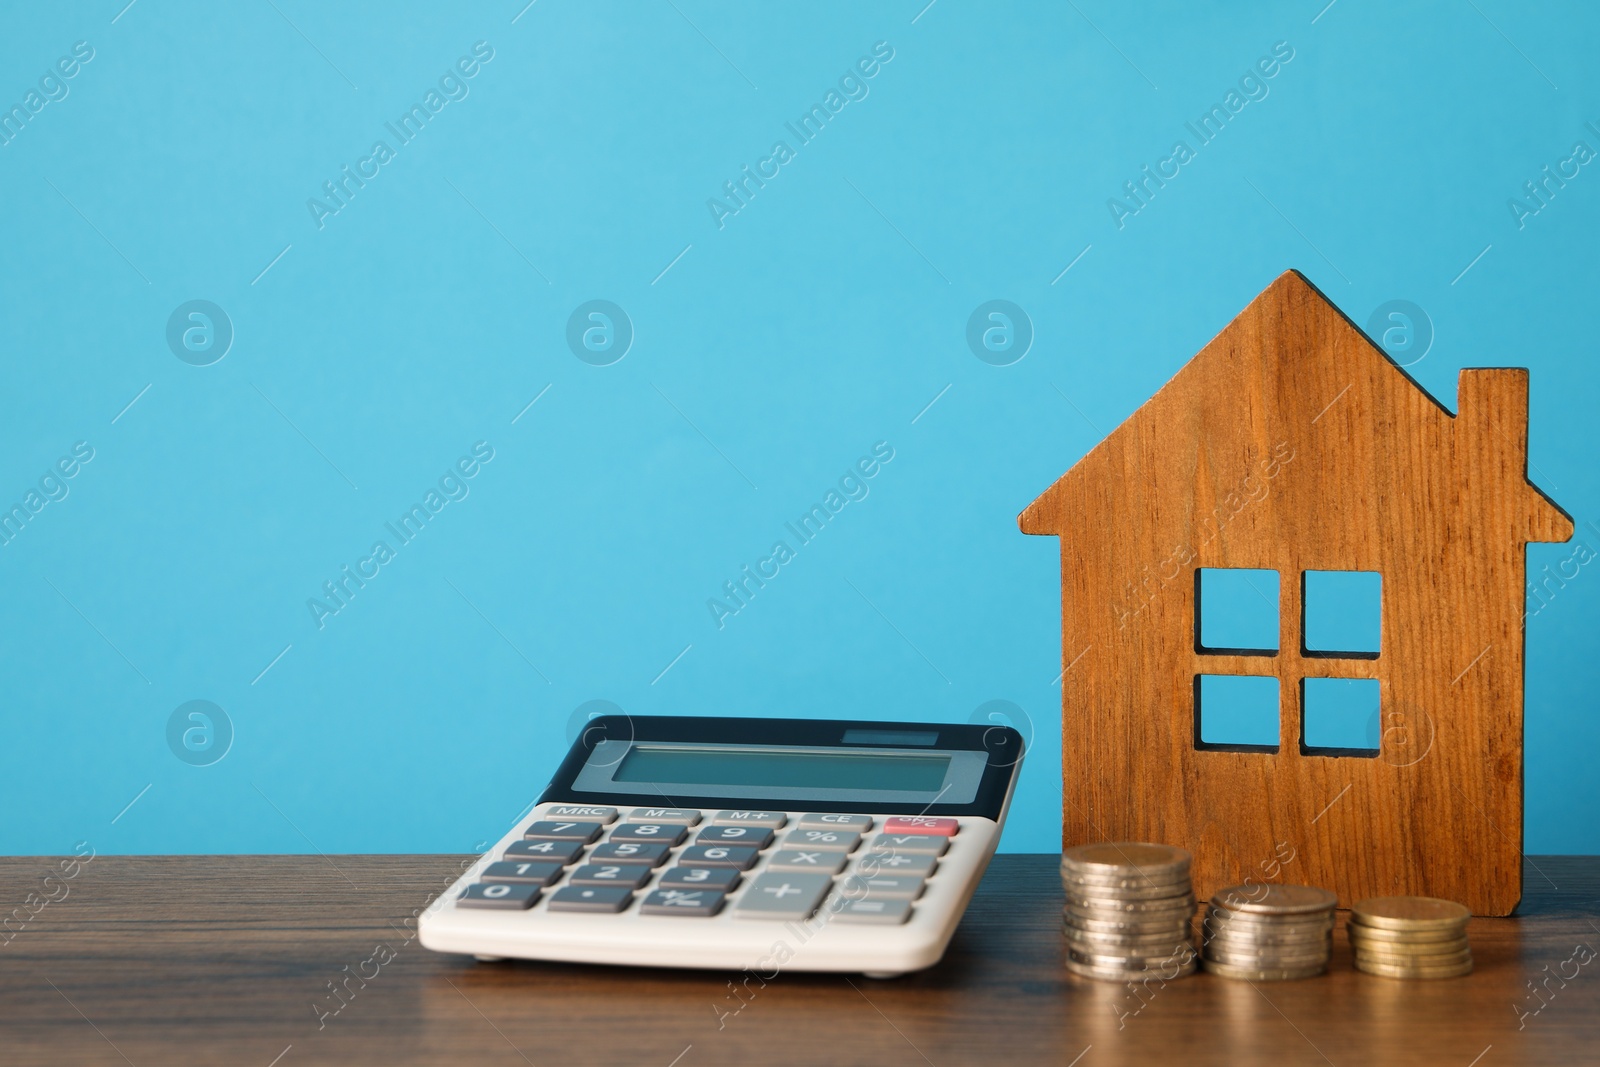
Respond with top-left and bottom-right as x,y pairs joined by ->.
419,715 -> 1023,977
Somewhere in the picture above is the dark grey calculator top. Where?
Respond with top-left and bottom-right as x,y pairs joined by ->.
538,716 -> 1022,819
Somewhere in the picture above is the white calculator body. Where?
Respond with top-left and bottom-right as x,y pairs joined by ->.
419,716 -> 1023,977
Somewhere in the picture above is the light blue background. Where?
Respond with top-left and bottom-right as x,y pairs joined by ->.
3,1 -> 1596,856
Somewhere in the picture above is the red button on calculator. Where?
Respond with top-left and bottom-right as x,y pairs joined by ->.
883,817 -> 959,837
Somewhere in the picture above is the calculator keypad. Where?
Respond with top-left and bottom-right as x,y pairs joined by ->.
481,860 -> 564,886
547,885 -> 633,913
459,882 -> 541,909
779,828 -> 861,853
766,849 -> 848,874
544,805 -> 618,823
711,810 -> 788,828
696,825 -> 774,848
679,844 -> 761,870
608,823 -> 689,846
504,839 -> 586,864
641,888 -> 726,916
461,807 -> 961,926
658,866 -> 742,891
569,864 -> 654,889
589,841 -> 672,866
735,872 -> 833,919
524,821 -> 604,843
628,808 -> 702,825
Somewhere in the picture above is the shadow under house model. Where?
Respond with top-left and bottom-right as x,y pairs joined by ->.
1019,270 -> 1571,916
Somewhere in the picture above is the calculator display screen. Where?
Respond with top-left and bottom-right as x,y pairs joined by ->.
613,745 -> 952,792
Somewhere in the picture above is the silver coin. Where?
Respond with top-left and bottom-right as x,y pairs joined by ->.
1205,904 -> 1335,928
1063,930 -> 1194,955
1065,955 -> 1199,982
1063,912 -> 1193,937
1066,893 -> 1196,915
1209,884 -> 1338,916
1071,945 -> 1198,969
1206,931 -> 1332,954
1203,944 -> 1330,969
1204,917 -> 1334,941
1068,927 -> 1196,953
1061,877 -> 1194,900
1203,958 -> 1328,981
1061,843 -> 1191,880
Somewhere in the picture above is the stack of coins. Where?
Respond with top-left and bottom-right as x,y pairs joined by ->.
1201,884 -> 1338,980
1349,897 -> 1472,979
1061,843 -> 1197,981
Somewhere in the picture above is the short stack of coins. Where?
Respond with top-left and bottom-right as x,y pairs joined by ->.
1201,884 -> 1338,980
1349,896 -> 1473,979
1060,843 -> 1197,981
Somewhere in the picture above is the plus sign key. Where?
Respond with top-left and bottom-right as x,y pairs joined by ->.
733,872 -> 833,921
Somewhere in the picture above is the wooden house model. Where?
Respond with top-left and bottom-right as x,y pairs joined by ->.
1019,270 -> 1570,915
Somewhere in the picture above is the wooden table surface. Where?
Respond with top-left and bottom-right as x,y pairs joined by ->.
2,854 -> 1596,1066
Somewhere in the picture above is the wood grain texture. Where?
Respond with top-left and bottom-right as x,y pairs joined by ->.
1020,270 -> 1571,915
1,854 -> 1597,1066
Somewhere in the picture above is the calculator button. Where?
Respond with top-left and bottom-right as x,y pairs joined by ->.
459,882 -> 540,909
608,823 -> 689,845
504,839 -> 586,865
779,829 -> 861,853
641,888 -> 727,917
840,873 -> 924,899
481,861 -> 564,886
798,813 -> 873,832
882,816 -> 959,837
695,825 -> 774,849
831,898 -> 913,924
543,804 -> 617,823
867,834 -> 948,857
568,864 -> 654,890
734,872 -> 833,920
524,820 -> 604,843
658,866 -> 742,891
710,810 -> 788,828
766,849 -> 849,875
678,844 -> 760,870
589,841 -> 672,866
855,852 -> 937,878
628,808 -> 702,825
547,885 -> 634,913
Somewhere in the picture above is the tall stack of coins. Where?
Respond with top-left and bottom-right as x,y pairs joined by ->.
1201,884 -> 1338,980
1061,843 -> 1197,981
1349,897 -> 1473,978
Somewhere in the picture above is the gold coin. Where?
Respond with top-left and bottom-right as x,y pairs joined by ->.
1065,954 -> 1198,982
1210,884 -> 1338,916
1356,956 -> 1473,979
1345,921 -> 1464,945
1203,944 -> 1330,969
1203,958 -> 1327,981
1355,947 -> 1472,968
1350,896 -> 1470,932
1061,843 -> 1191,881
1348,933 -> 1469,957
